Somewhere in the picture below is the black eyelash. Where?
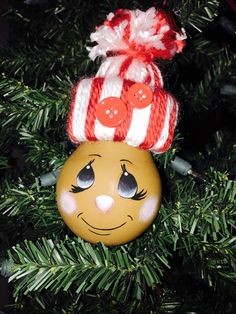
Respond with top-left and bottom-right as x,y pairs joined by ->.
131,189 -> 147,200
121,164 -> 126,172
70,159 -> 95,193
70,185 -> 84,193
121,164 -> 147,201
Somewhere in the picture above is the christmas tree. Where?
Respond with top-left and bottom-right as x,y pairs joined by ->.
0,0 -> 236,313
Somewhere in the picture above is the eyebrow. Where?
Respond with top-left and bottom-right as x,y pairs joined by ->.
120,159 -> 133,164
89,154 -> 102,157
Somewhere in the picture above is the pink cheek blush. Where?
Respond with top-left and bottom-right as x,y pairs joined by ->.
60,189 -> 77,214
139,197 -> 158,222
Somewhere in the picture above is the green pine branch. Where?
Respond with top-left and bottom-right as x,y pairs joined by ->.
177,0 -> 220,32
19,127 -> 67,172
0,179 -> 63,237
0,44 -> 94,88
163,169 -> 236,287
0,155 -> 9,170
5,0 -> 154,48
0,74 -> 70,131
5,237 -> 169,303
1,0 -> 236,312
3,168 -> 235,303
180,50 -> 236,112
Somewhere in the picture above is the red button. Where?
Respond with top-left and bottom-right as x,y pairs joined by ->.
96,97 -> 127,128
127,83 -> 153,109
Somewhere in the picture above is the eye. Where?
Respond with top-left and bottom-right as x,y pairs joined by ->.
70,160 -> 95,193
118,164 -> 147,200
118,164 -> 138,198
77,160 -> 95,189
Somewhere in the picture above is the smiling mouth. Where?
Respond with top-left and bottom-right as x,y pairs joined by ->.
88,229 -> 111,236
78,214 -> 127,236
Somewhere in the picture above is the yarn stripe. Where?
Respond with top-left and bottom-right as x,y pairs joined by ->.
150,63 -> 163,88
119,56 -> 133,78
85,77 -> 104,141
94,77 -> 123,141
155,99 -> 178,153
118,11 -> 132,78
113,80 -> 133,141
146,63 -> 156,88
150,95 -> 175,152
125,105 -> 151,147
96,56 -> 127,77
67,80 -> 81,144
70,79 -> 94,143
139,88 -> 168,150
123,10 -> 131,42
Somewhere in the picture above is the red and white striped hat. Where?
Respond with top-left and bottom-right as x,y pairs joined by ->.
68,7 -> 186,153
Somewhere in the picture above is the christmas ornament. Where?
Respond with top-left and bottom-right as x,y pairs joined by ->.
56,7 -> 186,246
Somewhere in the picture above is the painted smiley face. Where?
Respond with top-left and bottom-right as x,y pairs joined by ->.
56,141 -> 161,246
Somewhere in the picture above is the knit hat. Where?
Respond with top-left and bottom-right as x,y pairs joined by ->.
68,7 -> 186,153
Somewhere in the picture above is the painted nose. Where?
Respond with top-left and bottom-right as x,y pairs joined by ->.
95,195 -> 115,213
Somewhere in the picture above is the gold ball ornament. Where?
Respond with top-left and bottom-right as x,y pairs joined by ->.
56,141 -> 161,246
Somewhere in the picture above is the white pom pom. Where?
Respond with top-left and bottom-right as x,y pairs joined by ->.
88,7 -> 186,86
89,21 -> 129,61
